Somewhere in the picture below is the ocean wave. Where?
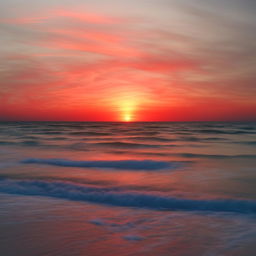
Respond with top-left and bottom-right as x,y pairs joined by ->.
127,136 -> 174,142
0,141 -> 16,145
0,179 -> 255,213
175,153 -> 256,159
0,140 -> 41,146
68,131 -> 111,136
233,141 -> 256,146
196,129 -> 256,135
123,131 -> 159,136
93,141 -> 161,148
178,136 -> 228,142
21,158 -> 175,170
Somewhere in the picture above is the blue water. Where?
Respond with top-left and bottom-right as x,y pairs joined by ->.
0,122 -> 256,255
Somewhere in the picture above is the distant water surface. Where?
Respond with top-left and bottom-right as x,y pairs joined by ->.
0,122 -> 256,256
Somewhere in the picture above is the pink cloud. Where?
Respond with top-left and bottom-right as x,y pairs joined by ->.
0,6 -> 255,121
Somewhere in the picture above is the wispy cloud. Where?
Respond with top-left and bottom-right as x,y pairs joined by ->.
0,0 -> 255,121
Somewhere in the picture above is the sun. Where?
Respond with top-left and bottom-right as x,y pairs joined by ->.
124,114 -> 132,122
119,99 -> 136,122
115,95 -> 141,122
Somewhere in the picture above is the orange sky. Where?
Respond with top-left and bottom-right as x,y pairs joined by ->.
0,0 -> 256,121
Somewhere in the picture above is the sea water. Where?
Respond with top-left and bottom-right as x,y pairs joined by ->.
0,122 -> 256,256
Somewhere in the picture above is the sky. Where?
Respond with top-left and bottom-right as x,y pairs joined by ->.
0,0 -> 255,121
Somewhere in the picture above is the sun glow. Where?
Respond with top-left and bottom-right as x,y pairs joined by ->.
123,114 -> 132,122
118,98 -> 137,122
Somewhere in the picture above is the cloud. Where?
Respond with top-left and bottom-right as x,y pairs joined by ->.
0,2 -> 255,121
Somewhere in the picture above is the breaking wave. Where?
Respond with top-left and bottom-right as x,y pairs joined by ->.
21,158 -> 176,170
0,179 -> 255,214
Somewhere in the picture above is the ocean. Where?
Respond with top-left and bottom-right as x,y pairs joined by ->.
0,121 -> 256,256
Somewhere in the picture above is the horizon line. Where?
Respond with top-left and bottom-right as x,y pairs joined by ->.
0,120 -> 256,123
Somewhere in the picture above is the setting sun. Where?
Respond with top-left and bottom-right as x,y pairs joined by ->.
116,96 -> 138,122
123,114 -> 132,122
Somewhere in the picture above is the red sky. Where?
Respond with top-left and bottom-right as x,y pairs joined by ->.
0,0 -> 256,121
